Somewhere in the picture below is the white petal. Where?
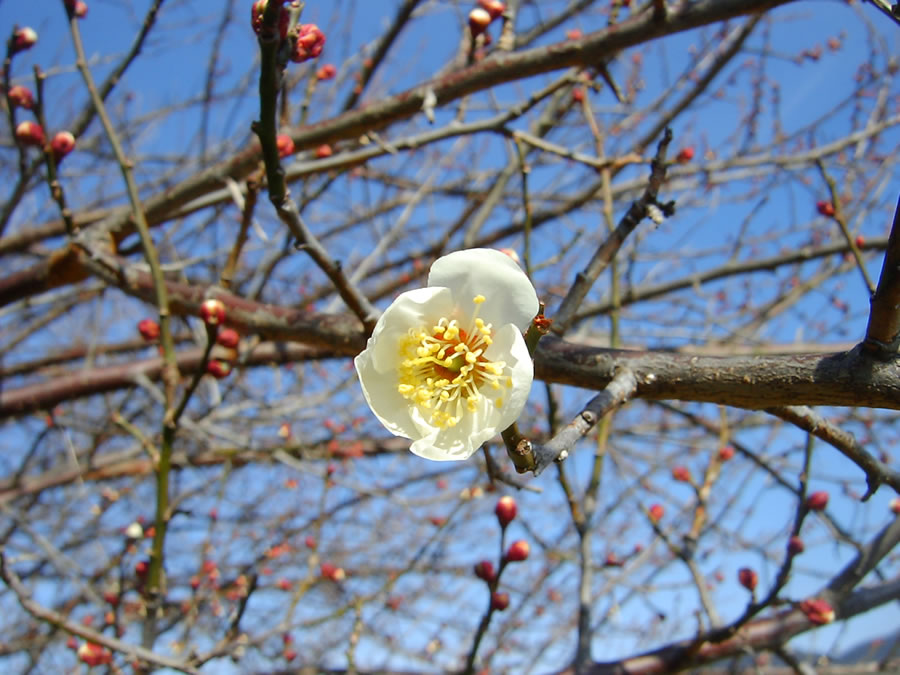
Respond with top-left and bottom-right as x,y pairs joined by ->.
485,324 -> 534,429
427,248 -> 539,330
368,287 -> 453,371
354,347 -> 417,440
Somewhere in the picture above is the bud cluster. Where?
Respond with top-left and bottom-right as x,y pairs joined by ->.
250,1 -> 326,65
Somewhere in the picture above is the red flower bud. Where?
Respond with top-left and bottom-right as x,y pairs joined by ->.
315,143 -> 333,158
799,598 -> 835,625
788,536 -> 805,555
891,497 -> 900,515
816,200 -> 835,217
138,318 -> 160,341
66,0 -> 89,17
252,0 -> 290,38
604,552 -> 623,567
12,27 -> 38,53
738,567 -> 758,592
491,591 -> 510,611
77,643 -> 112,667
477,0 -> 506,19
291,24 -> 325,63
206,359 -> 232,379
15,121 -> 44,147
806,491 -> 829,511
718,445 -> 735,461
216,328 -> 240,349
676,146 -> 695,163
648,503 -> 664,522
495,495 -> 517,527
320,562 -> 345,581
671,465 -> 691,482
474,560 -> 495,583
316,63 -> 337,80
468,8 -> 491,36
7,85 -> 33,109
276,134 -> 295,158
854,235 -> 865,248
200,298 -> 226,326
566,28 -> 583,40
51,131 -> 76,161
284,648 -> 297,661
505,540 -> 530,562
304,536 -> 317,549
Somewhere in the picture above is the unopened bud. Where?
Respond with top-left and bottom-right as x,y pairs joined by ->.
200,298 -> 226,326
320,562 -> 345,581
491,591 -> 510,611
217,328 -> 240,349
7,85 -> 33,109
799,598 -> 835,625
12,27 -> 38,53
276,134 -> 295,158
137,318 -> 160,341
788,536 -> 805,555
495,495 -> 517,528
15,121 -> 44,147
505,540 -> 530,562
477,0 -> 506,19
473,560 -> 495,583
316,63 -> 337,80
738,567 -> 758,592
291,24 -> 325,63
206,359 -> 232,379
468,8 -> 491,36
51,131 -> 76,161
806,491 -> 829,511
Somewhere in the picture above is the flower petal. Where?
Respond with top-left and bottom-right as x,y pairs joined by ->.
368,287 -> 453,371
354,347 -> 418,441
427,248 -> 539,330
484,323 -> 533,429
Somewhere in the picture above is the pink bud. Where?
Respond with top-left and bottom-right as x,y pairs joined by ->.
252,0 -> 290,38
200,298 -> 226,326
566,29 -> 583,40
718,445 -> 735,461
671,465 -> 691,482
66,0 -> 89,17
648,503 -> 664,522
206,360 -> 232,379
491,591 -> 510,611
291,24 -> 325,63
473,560 -> 495,583
806,491 -> 829,511
676,146 -> 695,163
15,121 -> 44,147
216,328 -> 240,349
320,562 -> 345,581
276,134 -> 295,158
477,0 -> 506,19
7,85 -> 33,109
316,63 -> 337,80
468,8 -> 491,36
137,318 -> 160,341
505,540 -> 530,562
890,497 -> 900,515
788,536 -> 805,555
738,567 -> 758,592
12,27 -> 38,53
315,144 -> 333,159
799,598 -> 835,625
495,495 -> 517,528
51,131 -> 76,161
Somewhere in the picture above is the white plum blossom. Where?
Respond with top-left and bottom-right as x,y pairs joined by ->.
355,248 -> 539,460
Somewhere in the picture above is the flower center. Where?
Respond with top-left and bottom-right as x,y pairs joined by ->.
397,295 -> 513,429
